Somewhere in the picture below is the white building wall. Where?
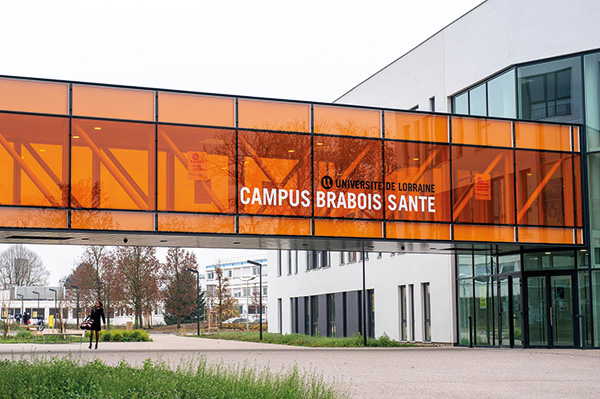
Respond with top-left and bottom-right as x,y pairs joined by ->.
267,251 -> 455,343
337,0 -> 600,111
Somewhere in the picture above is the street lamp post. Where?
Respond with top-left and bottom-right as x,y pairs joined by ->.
48,288 -> 57,332
240,276 -> 256,331
96,281 -> 108,328
247,260 -> 263,340
16,294 -> 23,323
31,291 -> 40,320
186,268 -> 200,337
70,285 -> 80,329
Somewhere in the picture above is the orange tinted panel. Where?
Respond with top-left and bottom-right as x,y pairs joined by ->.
577,229 -> 583,244
314,105 -> 380,137
158,125 -> 235,213
71,210 -> 154,231
71,119 -> 155,210
0,113 -> 69,207
0,78 -> 68,115
314,135 -> 383,219
385,142 -> 451,222
384,112 -> 448,142
158,92 -> 234,127
0,207 -> 67,228
239,100 -> 310,132
386,222 -> 450,240
72,85 -> 154,121
239,216 -> 311,236
454,225 -> 515,242
515,150 -> 574,227
573,126 -> 580,152
574,154 -> 583,227
158,214 -> 235,233
451,117 -> 512,147
315,219 -> 382,238
515,122 -> 571,151
518,227 -> 574,244
452,147 -> 514,224
239,131 -> 311,217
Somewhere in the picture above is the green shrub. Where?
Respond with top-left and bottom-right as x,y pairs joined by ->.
15,331 -> 32,340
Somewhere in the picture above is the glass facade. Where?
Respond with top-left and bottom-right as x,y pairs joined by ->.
0,76 -> 581,248
451,50 -> 600,347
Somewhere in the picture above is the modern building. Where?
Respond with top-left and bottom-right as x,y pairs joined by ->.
0,0 -> 591,350
269,0 -> 600,348
0,285 -> 165,327
204,256 -> 267,319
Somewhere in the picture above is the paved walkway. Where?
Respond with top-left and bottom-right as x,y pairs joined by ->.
1,334 -> 599,398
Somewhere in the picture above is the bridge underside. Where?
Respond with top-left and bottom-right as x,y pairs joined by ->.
0,228 -> 568,255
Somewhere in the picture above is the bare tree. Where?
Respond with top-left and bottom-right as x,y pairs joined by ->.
0,245 -> 49,289
113,246 -> 161,328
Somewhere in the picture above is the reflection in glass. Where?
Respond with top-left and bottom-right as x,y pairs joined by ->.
578,271 -> 592,347
487,69 -> 516,118
239,130 -> 312,217
584,52 -> 600,151
592,271 -> 600,345
590,154 -> 600,268
527,276 -> 548,346
516,150 -> 575,227
469,84 -> 487,117
551,275 -> 574,347
71,119 -> 155,210
457,253 -> 473,278
158,125 -> 235,213
518,57 -> 583,124
314,135 -> 383,220
475,276 -> 493,345
452,146 -> 514,224
457,279 -> 473,346
498,254 -> 520,273
453,92 -> 469,115
384,142 -> 450,222
0,113 -> 69,207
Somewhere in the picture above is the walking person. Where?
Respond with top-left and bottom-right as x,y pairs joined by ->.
88,301 -> 105,349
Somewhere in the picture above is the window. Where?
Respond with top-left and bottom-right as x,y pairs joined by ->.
327,294 -> 336,337
429,96 -> 435,112
304,297 -> 310,334
368,289 -> 375,339
409,284 -> 415,341
469,84 -> 487,116
277,250 -> 282,276
339,251 -> 345,265
423,283 -> 431,342
277,298 -> 282,334
453,92 -> 469,115
287,250 -> 292,275
520,68 -> 572,119
207,272 -> 214,280
487,69 -> 516,118
399,285 -> 407,341
347,252 -> 357,263
310,296 -> 319,336
294,251 -> 299,274
342,292 -> 347,337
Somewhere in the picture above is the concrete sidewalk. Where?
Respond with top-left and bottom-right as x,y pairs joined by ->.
1,334 -> 599,398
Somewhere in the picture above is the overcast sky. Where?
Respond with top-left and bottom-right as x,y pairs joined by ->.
0,0 -> 485,285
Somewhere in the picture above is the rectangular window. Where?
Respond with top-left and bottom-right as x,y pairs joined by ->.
348,252 -> 357,263
304,297 -> 310,334
294,251 -> 299,274
277,250 -> 282,276
342,292 -> 348,337
400,286 -> 407,341
310,296 -> 319,336
339,252 -> 345,265
453,92 -> 469,115
429,96 -> 435,112
423,283 -> 431,342
368,289 -> 375,339
327,293 -> 336,337
287,250 -> 292,275
409,284 -> 415,341
277,298 -> 282,334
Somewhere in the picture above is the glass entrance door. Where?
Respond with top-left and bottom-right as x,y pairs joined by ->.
551,275 -> 574,347
498,276 -> 522,347
526,274 -> 575,347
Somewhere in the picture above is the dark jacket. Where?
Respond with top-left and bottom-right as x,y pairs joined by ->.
89,306 -> 105,331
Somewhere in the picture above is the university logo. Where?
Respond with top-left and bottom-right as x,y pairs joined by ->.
321,175 -> 333,189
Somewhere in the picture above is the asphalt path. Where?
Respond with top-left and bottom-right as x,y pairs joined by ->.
1,334 -> 599,398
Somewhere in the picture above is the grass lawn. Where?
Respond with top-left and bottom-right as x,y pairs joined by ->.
194,331 -> 415,348
0,357 -> 346,399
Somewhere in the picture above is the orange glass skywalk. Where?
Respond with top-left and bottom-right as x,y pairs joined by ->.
0,76 -> 585,251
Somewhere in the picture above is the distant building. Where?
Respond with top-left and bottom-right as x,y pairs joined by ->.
203,255 -> 267,318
